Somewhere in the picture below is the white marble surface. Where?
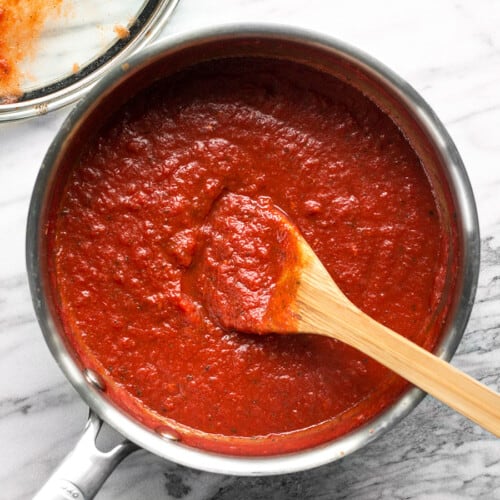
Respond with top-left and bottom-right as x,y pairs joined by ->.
1,0 -> 499,498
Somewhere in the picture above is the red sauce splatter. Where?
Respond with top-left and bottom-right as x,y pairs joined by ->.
113,24 -> 130,40
51,59 -> 452,455
0,0 -> 64,102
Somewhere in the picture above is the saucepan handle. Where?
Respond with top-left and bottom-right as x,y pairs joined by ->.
33,410 -> 137,500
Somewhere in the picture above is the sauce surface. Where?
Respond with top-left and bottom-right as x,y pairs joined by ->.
52,59 -> 451,454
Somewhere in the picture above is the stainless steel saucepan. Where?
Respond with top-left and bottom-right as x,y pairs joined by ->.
26,24 -> 480,500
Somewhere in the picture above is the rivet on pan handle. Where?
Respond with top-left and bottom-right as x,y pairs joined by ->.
33,410 -> 137,500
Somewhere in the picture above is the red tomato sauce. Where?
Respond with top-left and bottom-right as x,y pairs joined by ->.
185,193 -> 299,334
52,58 -> 451,455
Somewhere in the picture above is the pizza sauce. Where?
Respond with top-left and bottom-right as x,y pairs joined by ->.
185,192 -> 301,334
51,58 -> 451,455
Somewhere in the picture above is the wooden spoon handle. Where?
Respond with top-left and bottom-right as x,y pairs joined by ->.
315,298 -> 500,437
295,246 -> 500,436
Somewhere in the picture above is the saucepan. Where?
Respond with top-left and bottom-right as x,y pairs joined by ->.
26,24 -> 480,499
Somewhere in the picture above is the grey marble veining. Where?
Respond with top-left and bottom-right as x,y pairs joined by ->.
1,1 -> 499,499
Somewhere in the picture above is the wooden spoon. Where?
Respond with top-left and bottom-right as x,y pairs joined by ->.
197,193 -> 500,437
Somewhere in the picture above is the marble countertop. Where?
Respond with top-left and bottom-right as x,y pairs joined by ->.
1,0 -> 499,498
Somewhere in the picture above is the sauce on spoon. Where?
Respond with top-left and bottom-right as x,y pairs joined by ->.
185,193 -> 300,333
